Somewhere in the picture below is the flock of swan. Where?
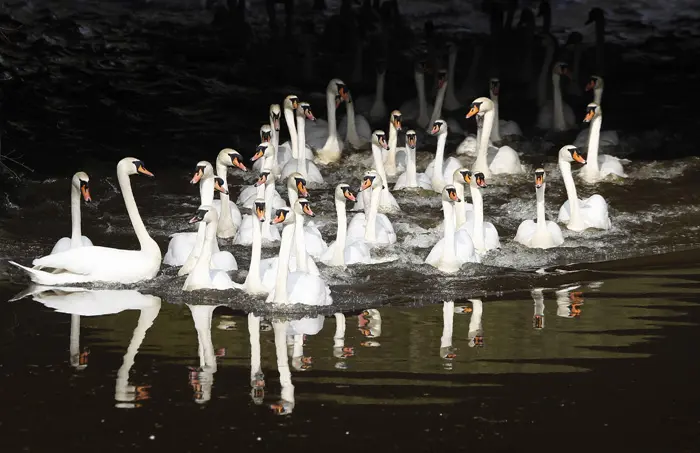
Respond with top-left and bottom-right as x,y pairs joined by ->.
8,57 -> 631,308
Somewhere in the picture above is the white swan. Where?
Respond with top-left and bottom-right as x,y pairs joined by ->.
253,124 -> 280,175
212,148 -> 246,239
239,142 -> 286,209
424,119 -> 462,193
284,172 -> 328,259
49,171 -> 93,255
440,301 -> 457,363
321,184 -> 371,267
456,111 -> 493,157
460,171 -> 501,254
164,161 -> 237,274
394,130 -> 432,190
266,205 -> 333,306
514,168 -> 564,249
466,98 -> 523,177
234,170 -> 282,246
425,185 -> 479,273
240,199 -> 270,295
354,59 -> 388,123
578,103 -> 628,183
312,79 -> 348,165
382,110 -> 406,178
10,158 -> 162,285
369,129 -> 401,213
451,168 -> 474,229
338,90 -> 372,150
347,170 -> 397,246
536,62 -> 576,131
269,103 -> 296,169
488,78 -> 522,140
400,60 -> 432,129
556,145 -> 612,231
271,320 -> 296,414
280,96 -> 324,184
574,75 -> 619,147
183,206 -> 237,291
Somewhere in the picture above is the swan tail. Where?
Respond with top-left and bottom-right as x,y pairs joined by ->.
8,261 -> 82,285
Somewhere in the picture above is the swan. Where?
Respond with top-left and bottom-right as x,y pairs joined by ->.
460,171 -> 501,254
354,130 -> 401,214
467,299 -> 484,348
164,161 -> 237,274
49,171 -> 93,255
578,103 -> 628,183
10,158 -> 162,285
320,184 -> 371,267
382,110 -> 406,178
451,168 -> 474,229
239,142 -> 286,209
338,90 -> 372,150
183,206 -> 237,291
284,172 -> 328,259
312,79 -> 348,165
269,103 -> 296,169
281,96 -> 324,185
266,205 -> 333,306
253,124 -> 280,175
424,120 -> 462,193
488,78 -> 522,140
394,130 -> 432,190
400,60 -> 432,128
573,75 -> 619,147
347,170 -> 397,246
514,168 -> 564,249
556,145 -> 612,231
443,43 -> 462,112
353,58 -> 388,123
332,312 -> 355,364
428,70 -> 463,135
425,185 -> 479,273
536,62 -> 576,131
234,170 -> 282,246
212,148 -> 246,239
466,98 -> 523,177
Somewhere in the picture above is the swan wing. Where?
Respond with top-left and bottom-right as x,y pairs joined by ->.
514,219 -> 537,246
489,146 -> 523,175
33,246 -> 144,275
546,221 -> 565,246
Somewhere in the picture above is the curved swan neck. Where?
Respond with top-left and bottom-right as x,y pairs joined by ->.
429,83 -> 447,127
326,90 -> 338,137
446,52 -> 458,100
294,213 -> 308,272
415,72 -> 427,118
117,169 -> 153,250
273,224 -> 295,303
387,124 -> 398,167
115,304 -> 160,403
200,175 -> 215,206
454,184 -> 467,228
333,197 -> 348,265
476,112 -> 493,177
372,143 -> 389,187
559,159 -> 582,221
442,201 -> 457,265
365,186 -> 381,242
285,107 -> 299,159
215,162 -> 233,225
70,183 -> 82,247
587,114 -> 602,174
434,132 -> 447,176
287,186 -> 298,209
536,185 -> 547,231
470,184 -> 485,250
538,45 -> 554,107
264,183 -> 275,223
346,98 -> 359,142
296,111 -> 308,176
190,218 -> 217,285
552,74 -> 565,131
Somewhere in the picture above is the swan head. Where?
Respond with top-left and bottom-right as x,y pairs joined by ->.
214,177 -> 228,195
429,119 -> 447,136
72,171 -> 91,202
436,69 -> 447,89
283,95 -> 300,111
472,171 -> 487,188
534,168 -> 546,189
559,145 -> 587,165
405,130 -> 417,148
270,400 -> 294,416
190,161 -> 213,184
553,62 -> 570,78
270,206 -> 293,225
335,183 -> 356,202
390,110 -> 402,131
489,78 -> 500,97
294,198 -> 315,217
298,101 -> 316,121
359,169 -> 381,192
253,199 -> 266,222
188,205 -> 216,224
583,103 -> 600,123
442,185 -> 460,203
455,168 -> 471,186
466,97 -> 492,118
586,7 -> 605,25
218,149 -> 248,172
327,79 -> 349,107
287,172 -> 309,198
251,142 -> 271,163
119,157 -> 154,178
586,75 -> 603,92
269,104 -> 281,131
372,130 -> 389,150
259,124 -> 272,143
254,170 -> 272,187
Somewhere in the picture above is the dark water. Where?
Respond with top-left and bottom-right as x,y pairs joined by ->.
2,0 -> 700,450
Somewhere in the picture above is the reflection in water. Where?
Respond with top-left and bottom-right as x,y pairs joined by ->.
467,300 -> 484,348
248,313 -> 265,405
70,314 -> 89,370
358,308 -> 382,348
271,320 -> 295,416
531,285 -> 587,329
187,304 -> 222,404
287,315 -> 324,372
440,302 -> 457,369
13,285 -> 161,409
333,313 -> 354,369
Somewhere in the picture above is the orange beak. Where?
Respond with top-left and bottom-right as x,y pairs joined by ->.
430,124 -> 440,135
343,189 -> 356,202
80,185 -> 91,202
379,137 -> 389,150
572,150 -> 587,164
232,157 -> 248,171
476,175 -> 487,187
251,148 -> 265,162
255,205 -> 265,221
190,169 -> 203,184
291,99 -> 299,109
360,178 -> 372,191
535,174 -> 544,188
448,190 -> 460,202
271,211 -> 286,224
305,109 -> 316,121
137,165 -> 154,177
214,179 -> 228,195
254,174 -> 267,187
466,105 -> 479,118
393,119 -> 402,131
302,204 -> 315,217
584,109 -> 595,122
296,181 -> 309,197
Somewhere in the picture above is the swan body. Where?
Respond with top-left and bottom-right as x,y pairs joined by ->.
514,168 -> 564,249
425,185 -> 479,273
11,158 -> 162,285
313,79 -> 348,165
183,206 -> 236,291
213,148 -> 246,238
347,170 -> 397,246
424,119 -> 464,192
321,184 -> 372,267
394,130 -> 432,190
578,103 -> 628,183
49,171 -> 93,255
556,145 -> 612,231
382,111 -> 406,177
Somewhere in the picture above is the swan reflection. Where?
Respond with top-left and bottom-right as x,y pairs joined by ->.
248,312 -> 265,405
530,286 -> 586,328
333,313 -> 354,370
532,288 -> 546,329
187,303 -> 222,404
440,302 -> 457,369
12,285 -> 161,409
287,315 -> 324,372
467,299 -> 484,348
358,308 -> 382,347
271,319 -> 295,415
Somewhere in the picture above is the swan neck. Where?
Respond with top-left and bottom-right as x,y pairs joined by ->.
536,185 -> 547,231
476,112 -> 493,176
407,147 -> 417,186
191,219 -> 217,283
287,186 -> 298,209
446,53 -> 457,99
215,162 -> 233,225
200,175 -> 215,206
294,213 -> 308,272
559,160 -> 580,215
587,115 -> 602,173
273,224 -> 295,303
264,183 -> 275,223
434,133 -> 447,176
365,186 -> 381,242
471,185 -> 485,249
491,95 -> 501,141
375,72 -> 385,102
69,314 -> 80,367
334,198 -> 348,265
70,183 -> 82,247
326,90 -> 338,137
441,301 -> 454,349
272,321 -> 294,403
387,124 -> 398,166
248,313 -> 261,379
117,169 -> 152,249
372,144 -> 389,188
346,98 -> 359,139
415,72 -> 427,117
454,184 -> 467,228
296,112 -> 308,176
594,87 -> 603,105
429,83 -> 447,126
442,201 -> 457,265
285,107 -> 299,159
553,74 -> 565,131
248,214 -> 263,289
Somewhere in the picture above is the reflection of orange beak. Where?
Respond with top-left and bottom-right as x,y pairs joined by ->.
466,105 -> 479,118
190,169 -> 203,184
232,157 -> 248,171
214,179 -> 228,195
585,80 -> 595,91
535,175 -> 544,188
255,205 -> 265,221
137,165 -> 154,177
572,150 -> 586,164
79,350 -> 89,365
343,189 -> 356,202
135,385 -> 151,401
296,181 -> 309,197
81,185 -> 91,202
360,178 -> 372,191
302,204 -> 315,217
584,109 -> 595,122
272,211 -> 286,224
342,346 -> 355,358
533,315 -> 544,330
